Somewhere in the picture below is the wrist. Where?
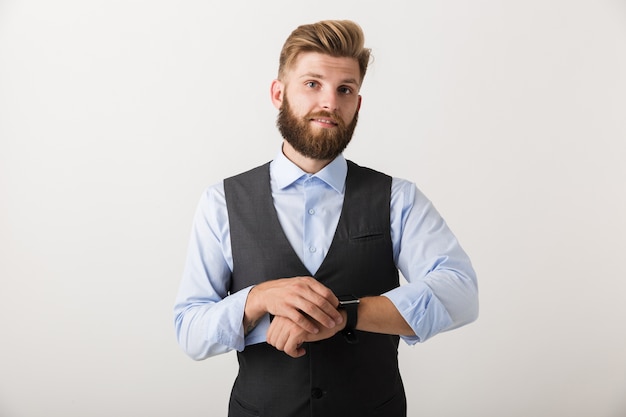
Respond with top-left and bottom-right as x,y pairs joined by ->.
244,285 -> 267,325
337,295 -> 360,344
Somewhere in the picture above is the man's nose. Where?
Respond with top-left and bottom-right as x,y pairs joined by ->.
320,90 -> 339,112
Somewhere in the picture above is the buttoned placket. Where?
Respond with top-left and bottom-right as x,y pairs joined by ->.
302,175 -> 328,275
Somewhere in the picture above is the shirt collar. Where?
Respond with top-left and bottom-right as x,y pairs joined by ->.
270,145 -> 347,194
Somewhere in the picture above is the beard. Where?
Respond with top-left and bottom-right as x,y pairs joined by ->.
276,96 -> 359,161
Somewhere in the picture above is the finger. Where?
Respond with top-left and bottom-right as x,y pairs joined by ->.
267,317 -> 307,358
283,334 -> 307,358
294,297 -> 342,329
262,277 -> 342,329
266,321 -> 278,347
300,279 -> 343,324
268,319 -> 291,352
277,279 -> 341,328
306,278 -> 340,306
284,343 -> 306,358
280,309 -> 320,334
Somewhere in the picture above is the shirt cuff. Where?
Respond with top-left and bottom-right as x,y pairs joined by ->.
209,286 -> 271,352
383,281 -> 453,345
207,286 -> 251,352
243,314 -> 271,347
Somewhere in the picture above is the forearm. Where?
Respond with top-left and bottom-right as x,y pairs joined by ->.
354,296 -> 415,336
266,295 -> 414,358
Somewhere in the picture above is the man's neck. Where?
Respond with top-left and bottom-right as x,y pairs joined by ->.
281,140 -> 332,174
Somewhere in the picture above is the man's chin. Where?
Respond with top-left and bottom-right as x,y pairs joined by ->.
306,126 -> 338,138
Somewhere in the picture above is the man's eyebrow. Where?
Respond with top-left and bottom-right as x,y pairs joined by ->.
300,72 -> 360,86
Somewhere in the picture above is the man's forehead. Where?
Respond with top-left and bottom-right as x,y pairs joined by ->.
287,52 -> 361,83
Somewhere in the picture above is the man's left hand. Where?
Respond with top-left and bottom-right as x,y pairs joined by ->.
266,312 -> 346,358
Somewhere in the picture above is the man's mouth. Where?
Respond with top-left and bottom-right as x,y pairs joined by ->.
310,117 -> 338,127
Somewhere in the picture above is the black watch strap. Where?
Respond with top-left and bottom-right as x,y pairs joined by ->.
338,295 -> 360,344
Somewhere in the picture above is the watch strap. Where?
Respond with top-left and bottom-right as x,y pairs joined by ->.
338,295 -> 360,344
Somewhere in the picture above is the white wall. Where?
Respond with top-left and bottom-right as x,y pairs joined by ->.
1,1 -> 625,416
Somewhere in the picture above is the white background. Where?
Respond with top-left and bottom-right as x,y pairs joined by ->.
1,1 -> 625,416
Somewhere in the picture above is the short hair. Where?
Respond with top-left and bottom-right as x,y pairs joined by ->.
278,20 -> 371,83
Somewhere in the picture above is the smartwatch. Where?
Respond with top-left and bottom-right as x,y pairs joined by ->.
337,295 -> 360,344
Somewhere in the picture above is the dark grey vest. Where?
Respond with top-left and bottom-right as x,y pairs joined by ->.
223,161 -> 406,417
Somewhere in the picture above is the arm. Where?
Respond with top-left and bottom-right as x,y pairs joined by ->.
386,179 -> 479,343
354,296 -> 414,336
265,180 -> 478,357
174,185 -> 254,360
266,295 -> 414,358
174,185 -> 344,360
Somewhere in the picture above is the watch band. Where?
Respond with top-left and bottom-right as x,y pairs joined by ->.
338,295 -> 360,344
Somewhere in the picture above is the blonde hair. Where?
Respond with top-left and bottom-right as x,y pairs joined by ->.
278,20 -> 371,82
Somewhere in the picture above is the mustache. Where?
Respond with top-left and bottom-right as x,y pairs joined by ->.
305,111 -> 343,127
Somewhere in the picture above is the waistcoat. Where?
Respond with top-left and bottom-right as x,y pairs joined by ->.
223,160 -> 406,417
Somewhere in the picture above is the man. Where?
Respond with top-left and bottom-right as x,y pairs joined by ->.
174,20 -> 478,417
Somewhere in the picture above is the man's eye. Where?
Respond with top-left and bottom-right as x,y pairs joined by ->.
339,87 -> 353,95
306,81 -> 318,88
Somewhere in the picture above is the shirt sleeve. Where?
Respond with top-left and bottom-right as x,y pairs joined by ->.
173,184 -> 269,360
383,179 -> 479,344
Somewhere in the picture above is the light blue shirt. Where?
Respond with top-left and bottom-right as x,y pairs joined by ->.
174,148 -> 478,360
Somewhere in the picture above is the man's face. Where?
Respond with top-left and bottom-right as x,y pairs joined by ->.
273,52 -> 362,161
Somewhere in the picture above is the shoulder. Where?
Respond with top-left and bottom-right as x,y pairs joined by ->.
347,160 -> 422,199
197,181 -> 226,214
224,162 -> 271,184
199,162 -> 269,208
198,164 -> 269,211
346,160 -> 390,179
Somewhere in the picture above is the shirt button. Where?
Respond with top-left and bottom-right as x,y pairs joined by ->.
308,208 -> 315,215
309,246 -> 317,253
311,388 -> 324,399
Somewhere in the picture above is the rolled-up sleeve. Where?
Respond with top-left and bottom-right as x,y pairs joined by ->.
384,179 -> 479,344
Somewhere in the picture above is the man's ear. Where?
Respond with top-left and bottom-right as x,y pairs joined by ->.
357,95 -> 362,112
270,80 -> 284,110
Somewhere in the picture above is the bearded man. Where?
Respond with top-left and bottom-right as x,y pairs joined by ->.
174,19 -> 479,417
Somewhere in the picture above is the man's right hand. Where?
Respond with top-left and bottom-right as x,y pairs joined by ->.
243,276 -> 343,335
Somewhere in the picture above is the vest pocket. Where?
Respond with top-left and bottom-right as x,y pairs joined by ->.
349,232 -> 384,242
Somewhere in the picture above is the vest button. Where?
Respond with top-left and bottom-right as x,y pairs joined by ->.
311,388 -> 324,399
